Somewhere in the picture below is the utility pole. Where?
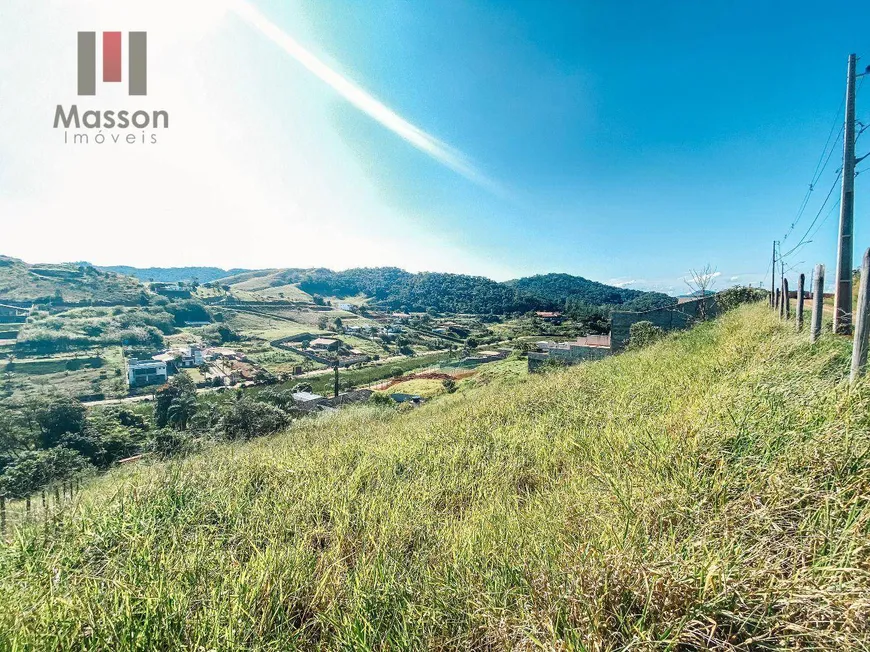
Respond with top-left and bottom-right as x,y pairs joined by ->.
771,241 -> 777,307
834,53 -> 857,334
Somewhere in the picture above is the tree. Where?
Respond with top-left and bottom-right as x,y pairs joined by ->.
167,394 -> 197,431
333,317 -> 343,331
317,316 -> 329,330
31,396 -> 87,449
685,264 -> 718,321
442,378 -> 457,393
155,374 -> 197,428
221,398 -> 290,441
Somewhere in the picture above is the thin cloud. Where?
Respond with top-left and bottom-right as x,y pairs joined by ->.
230,0 -> 503,195
609,278 -> 641,288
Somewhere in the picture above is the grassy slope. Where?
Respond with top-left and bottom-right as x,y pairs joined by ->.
0,257 -> 145,303
3,304 -> 870,650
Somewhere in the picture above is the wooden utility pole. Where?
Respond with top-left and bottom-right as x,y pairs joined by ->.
771,240 -> 777,308
797,273 -> 805,330
834,54 -> 858,334
850,248 -> 870,383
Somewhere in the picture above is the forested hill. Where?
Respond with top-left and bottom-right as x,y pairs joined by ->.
292,267 -> 675,313
295,267 -> 543,314
507,273 -> 676,312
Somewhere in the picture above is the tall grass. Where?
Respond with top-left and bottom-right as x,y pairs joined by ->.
2,304 -> 869,650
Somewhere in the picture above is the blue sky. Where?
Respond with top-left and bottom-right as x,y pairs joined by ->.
1,0 -> 868,294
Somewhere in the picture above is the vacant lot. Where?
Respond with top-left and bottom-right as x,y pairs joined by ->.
1,346 -> 126,401
2,305 -> 868,649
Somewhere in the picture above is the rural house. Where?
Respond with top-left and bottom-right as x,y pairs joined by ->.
127,359 -> 168,387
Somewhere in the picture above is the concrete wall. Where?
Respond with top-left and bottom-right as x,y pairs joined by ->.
528,345 -> 612,372
610,294 -> 719,351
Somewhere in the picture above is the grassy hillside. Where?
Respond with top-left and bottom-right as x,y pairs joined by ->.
0,257 -> 146,304
2,304 -> 869,649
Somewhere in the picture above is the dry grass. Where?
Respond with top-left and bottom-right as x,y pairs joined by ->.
1,304 -> 869,650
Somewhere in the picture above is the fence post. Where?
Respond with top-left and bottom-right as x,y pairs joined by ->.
797,274 -> 805,330
784,278 -> 791,319
850,248 -> 870,384
1,494 -> 5,536
775,288 -> 781,313
54,485 -> 61,507
811,265 -> 825,343
25,496 -> 31,517
779,278 -> 788,320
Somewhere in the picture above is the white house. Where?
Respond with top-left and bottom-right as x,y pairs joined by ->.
127,359 -> 168,387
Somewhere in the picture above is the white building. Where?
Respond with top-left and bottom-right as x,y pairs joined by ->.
127,359 -> 168,387
181,346 -> 204,368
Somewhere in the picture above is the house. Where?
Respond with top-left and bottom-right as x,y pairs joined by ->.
0,303 -> 28,317
535,311 -> 563,323
180,346 -> 204,368
127,359 -> 168,387
338,303 -> 354,311
309,337 -> 339,351
0,303 -> 29,324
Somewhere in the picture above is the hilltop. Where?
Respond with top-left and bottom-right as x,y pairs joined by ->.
0,257 -> 146,304
2,303 -> 867,649
97,265 -> 250,284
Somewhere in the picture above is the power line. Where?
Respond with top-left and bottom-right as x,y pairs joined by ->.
782,92 -> 846,244
781,167 -> 843,260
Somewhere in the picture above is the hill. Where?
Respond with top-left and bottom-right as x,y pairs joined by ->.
293,267 -> 545,313
0,256 -> 147,304
97,265 -> 249,284
243,267 -> 675,314
507,272 -> 676,311
2,304 -> 867,648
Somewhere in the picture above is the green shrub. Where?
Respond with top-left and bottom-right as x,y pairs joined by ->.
628,320 -> 665,350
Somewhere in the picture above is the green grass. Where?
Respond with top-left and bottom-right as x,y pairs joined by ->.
301,352 -> 456,395
383,378 -> 446,398
2,304 -> 870,649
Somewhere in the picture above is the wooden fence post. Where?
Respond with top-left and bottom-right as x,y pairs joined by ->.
1,494 -> 5,536
850,248 -> 870,384
811,265 -> 825,343
797,274 -> 805,330
54,485 -> 61,507
25,496 -> 31,517
785,278 -> 791,320
775,288 -> 781,313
